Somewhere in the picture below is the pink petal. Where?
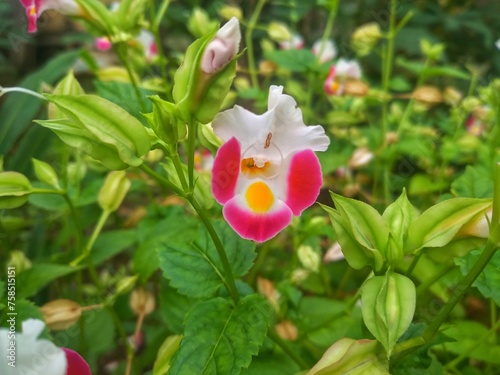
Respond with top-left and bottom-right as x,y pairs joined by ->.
25,6 -> 38,33
212,137 -> 240,204
223,196 -> 293,242
63,348 -> 92,375
285,149 -> 323,215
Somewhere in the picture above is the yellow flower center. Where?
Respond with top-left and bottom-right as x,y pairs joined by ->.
240,158 -> 271,177
30,6 -> 37,16
245,181 -> 274,213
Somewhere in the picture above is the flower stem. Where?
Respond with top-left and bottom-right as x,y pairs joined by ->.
114,44 -> 148,113
316,0 -> 339,64
0,86 -> 47,100
70,209 -> 110,266
139,163 -> 240,304
169,144 -> 189,191
245,0 -> 267,89
187,119 -> 198,190
267,329 -> 309,370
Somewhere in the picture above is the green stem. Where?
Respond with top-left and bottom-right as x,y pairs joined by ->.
405,252 -> 423,278
187,120 -> 198,190
114,44 -> 147,113
71,210 -> 110,266
153,0 -> 171,32
316,0 -> 339,64
151,0 -> 171,86
267,329 -> 309,370
0,86 -> 47,100
415,263 -> 455,297
62,192 -> 83,256
245,0 -> 267,89
169,144 -> 189,191
139,163 -> 240,304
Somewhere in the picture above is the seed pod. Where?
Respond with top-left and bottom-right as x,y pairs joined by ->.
130,288 -> 156,316
41,299 -> 82,330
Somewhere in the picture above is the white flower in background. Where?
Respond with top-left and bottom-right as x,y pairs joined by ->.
0,319 -> 91,375
312,39 -> 337,63
323,242 -> 345,263
136,30 -> 158,62
324,58 -> 363,96
496,39 -> 500,50
201,17 -> 241,74
279,33 -> 304,50
335,58 -> 362,80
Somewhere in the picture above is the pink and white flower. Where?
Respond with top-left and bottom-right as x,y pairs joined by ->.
211,85 -> 329,242
201,17 -> 241,74
324,58 -> 362,96
136,30 -> 158,62
19,0 -> 81,33
312,39 -> 337,63
0,319 -> 91,374
279,34 -> 305,50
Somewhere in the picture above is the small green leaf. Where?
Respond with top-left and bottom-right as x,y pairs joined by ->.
0,171 -> 32,209
361,272 -> 416,357
153,335 -> 183,375
265,49 -> 316,72
75,0 -> 116,35
158,221 -> 256,298
145,96 -> 187,144
405,197 -> 492,252
115,0 -> 150,31
168,294 -> 271,375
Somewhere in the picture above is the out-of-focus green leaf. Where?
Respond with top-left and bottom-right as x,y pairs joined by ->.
0,50 -> 80,157
168,295 -> 271,374
451,165 -> 493,198
265,49 -> 316,72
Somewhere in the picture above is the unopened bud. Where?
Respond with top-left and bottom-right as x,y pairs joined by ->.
7,250 -> 32,272
343,80 -> 369,97
348,147 -> 374,168
412,86 -> 443,105
267,22 -> 292,43
443,86 -> 463,106
115,275 -> 138,296
297,245 -> 320,273
275,320 -> 298,341
462,96 -> 482,112
130,288 -> 156,316
98,170 -> 131,212
218,5 -> 243,21
201,17 -> 241,74
351,22 -> 382,56
32,158 -> 61,189
41,299 -> 82,330
323,242 -> 345,263
257,277 -> 280,311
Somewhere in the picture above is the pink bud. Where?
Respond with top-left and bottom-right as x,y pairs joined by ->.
201,17 -> 241,74
95,37 -> 112,51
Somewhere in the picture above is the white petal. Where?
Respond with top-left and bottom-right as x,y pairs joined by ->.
40,0 -> 80,15
312,39 -> 337,62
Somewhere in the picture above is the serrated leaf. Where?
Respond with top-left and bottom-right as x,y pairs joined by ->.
361,272 -> 416,357
451,164 -> 493,198
158,221 -> 256,298
456,249 -> 500,306
405,197 -> 492,252
169,295 -> 271,375
16,264 -> 82,299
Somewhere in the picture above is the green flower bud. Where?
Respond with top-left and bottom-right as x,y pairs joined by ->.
144,96 -> 187,144
297,245 -> 321,273
98,170 -> 131,212
188,7 -> 217,38
153,335 -> 183,375
115,275 -> 138,296
420,39 -> 445,60
267,22 -> 292,43
351,22 -> 382,56
32,158 -> 61,189
218,5 -> 243,21
7,250 -> 32,273
462,96 -> 482,112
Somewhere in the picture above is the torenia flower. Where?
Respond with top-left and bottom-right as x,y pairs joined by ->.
19,0 -> 81,33
136,30 -> 158,62
324,58 -> 362,96
201,17 -> 241,74
312,39 -> 337,63
211,86 -> 329,242
0,319 -> 91,374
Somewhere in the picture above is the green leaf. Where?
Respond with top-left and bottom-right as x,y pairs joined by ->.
440,320 -> 500,364
265,49 -> 316,72
46,94 -> 150,166
16,263 -> 82,299
361,272 -> 416,357
0,50 -> 80,157
422,66 -> 471,80
0,299 -> 44,331
158,221 -> 256,298
153,335 -> 183,375
75,0 -> 116,34
0,171 -> 32,209
94,80 -> 153,125
451,164 -> 494,198
116,0 -> 150,31
456,250 -> 500,306
405,197 -> 492,253
168,294 -> 271,375
159,281 -> 200,334
48,70 -> 85,120
408,174 -> 448,196
320,204 -> 373,270
91,229 -> 137,265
